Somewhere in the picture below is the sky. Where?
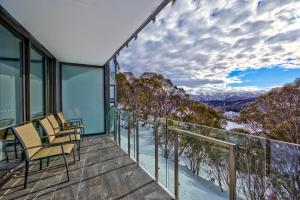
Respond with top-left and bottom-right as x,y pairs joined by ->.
118,0 -> 300,94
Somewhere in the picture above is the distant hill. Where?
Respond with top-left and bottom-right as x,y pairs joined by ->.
191,92 -> 263,112
201,97 -> 258,112
239,79 -> 300,144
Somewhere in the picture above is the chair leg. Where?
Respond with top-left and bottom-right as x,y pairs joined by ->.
5,141 -> 9,163
24,161 -> 29,189
77,142 -> 81,161
72,149 -> 76,164
62,154 -> 70,182
39,159 -> 43,170
47,158 -> 50,166
14,139 -> 18,159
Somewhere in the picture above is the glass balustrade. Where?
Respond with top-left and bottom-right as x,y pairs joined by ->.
109,108 -> 300,200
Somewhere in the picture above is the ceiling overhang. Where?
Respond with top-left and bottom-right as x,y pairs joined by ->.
0,0 -> 170,65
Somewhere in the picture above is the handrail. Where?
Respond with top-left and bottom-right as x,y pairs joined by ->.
136,118 -> 160,126
115,108 -> 300,148
168,126 -> 236,149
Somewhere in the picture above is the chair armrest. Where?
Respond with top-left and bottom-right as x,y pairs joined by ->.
23,143 -> 64,150
65,119 -> 83,126
66,118 -> 82,124
67,118 -> 82,121
63,122 -> 81,129
42,131 -> 78,138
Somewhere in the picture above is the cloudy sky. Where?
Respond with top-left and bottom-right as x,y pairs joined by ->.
118,0 -> 300,94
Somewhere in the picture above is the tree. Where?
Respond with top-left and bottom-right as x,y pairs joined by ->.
240,79 -> 300,144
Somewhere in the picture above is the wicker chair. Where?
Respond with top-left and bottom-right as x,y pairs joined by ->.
13,123 -> 74,188
40,117 -> 81,160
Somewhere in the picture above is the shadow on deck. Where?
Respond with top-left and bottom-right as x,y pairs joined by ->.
0,135 -> 173,200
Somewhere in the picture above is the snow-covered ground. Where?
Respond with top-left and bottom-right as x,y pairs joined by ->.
120,122 -> 229,200
224,121 -> 247,131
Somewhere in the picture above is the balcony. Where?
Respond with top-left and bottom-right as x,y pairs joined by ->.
0,1 -> 299,200
0,107 -> 299,200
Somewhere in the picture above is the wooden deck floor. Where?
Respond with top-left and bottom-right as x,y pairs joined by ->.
0,135 -> 173,200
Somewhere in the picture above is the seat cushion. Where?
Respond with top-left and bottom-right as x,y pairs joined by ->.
31,143 -> 74,160
14,123 -> 42,158
53,134 -> 80,143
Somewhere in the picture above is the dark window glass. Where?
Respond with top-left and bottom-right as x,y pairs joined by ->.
30,48 -> 45,119
0,24 -> 22,128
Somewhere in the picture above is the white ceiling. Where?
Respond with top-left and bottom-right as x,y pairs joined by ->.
0,0 -> 165,65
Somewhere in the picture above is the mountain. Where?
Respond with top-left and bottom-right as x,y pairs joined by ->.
123,72 -> 135,83
191,91 -> 263,101
191,91 -> 264,112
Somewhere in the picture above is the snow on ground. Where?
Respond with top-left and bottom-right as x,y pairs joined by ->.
224,121 -> 247,131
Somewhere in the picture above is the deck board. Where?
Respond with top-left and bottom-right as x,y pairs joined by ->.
0,135 -> 173,200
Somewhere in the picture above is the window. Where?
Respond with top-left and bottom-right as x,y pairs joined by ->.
30,48 -> 46,119
0,24 -> 22,128
109,59 -> 117,106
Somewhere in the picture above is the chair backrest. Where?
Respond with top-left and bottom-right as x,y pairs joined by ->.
57,112 -> 66,124
47,114 -> 60,134
13,123 -> 42,160
39,118 -> 56,143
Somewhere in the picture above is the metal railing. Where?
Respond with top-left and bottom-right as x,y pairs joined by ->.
108,108 -> 300,200
109,108 -> 237,200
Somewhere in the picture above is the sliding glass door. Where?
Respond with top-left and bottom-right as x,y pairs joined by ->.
61,64 -> 105,135
30,48 -> 46,119
0,24 -> 22,128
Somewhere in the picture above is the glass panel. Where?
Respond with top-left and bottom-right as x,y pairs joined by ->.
176,133 -> 228,200
120,111 -> 129,153
62,64 -> 104,134
30,48 -> 45,119
130,115 -> 136,160
110,85 -> 115,104
268,141 -> 300,200
0,24 -> 22,128
139,120 -> 155,177
108,108 -> 117,141
158,123 -> 175,194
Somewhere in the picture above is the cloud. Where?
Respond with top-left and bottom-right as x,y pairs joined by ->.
118,0 -> 300,93
266,29 -> 300,43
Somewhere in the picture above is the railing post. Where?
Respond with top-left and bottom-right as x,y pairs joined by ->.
114,110 -> 117,142
174,131 -> 179,200
136,119 -> 140,165
118,112 -> 121,146
229,145 -> 237,200
154,124 -> 159,181
127,114 -> 131,156
165,118 -> 168,187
